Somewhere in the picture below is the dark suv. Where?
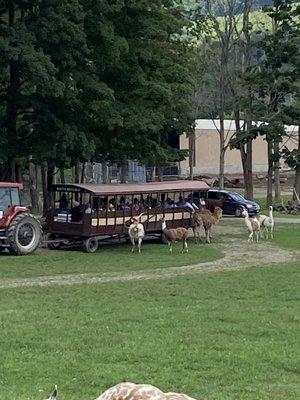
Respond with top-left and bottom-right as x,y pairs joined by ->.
206,189 -> 260,217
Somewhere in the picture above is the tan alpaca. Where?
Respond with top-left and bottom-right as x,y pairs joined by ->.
193,206 -> 223,243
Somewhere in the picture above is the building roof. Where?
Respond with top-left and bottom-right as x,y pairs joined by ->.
195,119 -> 298,133
52,180 -> 209,195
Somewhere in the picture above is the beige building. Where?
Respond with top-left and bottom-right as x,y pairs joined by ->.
179,119 -> 298,176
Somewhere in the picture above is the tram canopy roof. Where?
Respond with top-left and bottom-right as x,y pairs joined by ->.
52,180 -> 210,196
0,182 -> 23,189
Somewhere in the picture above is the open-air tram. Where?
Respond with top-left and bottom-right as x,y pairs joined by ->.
44,180 -> 209,252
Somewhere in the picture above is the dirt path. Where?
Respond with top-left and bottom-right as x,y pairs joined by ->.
0,238 -> 298,289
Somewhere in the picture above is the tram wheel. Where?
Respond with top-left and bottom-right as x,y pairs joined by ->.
83,237 -> 99,253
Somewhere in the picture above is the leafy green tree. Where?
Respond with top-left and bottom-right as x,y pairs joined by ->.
244,0 -> 299,205
0,1 -> 93,179
0,0 -> 196,209
91,0 -> 196,172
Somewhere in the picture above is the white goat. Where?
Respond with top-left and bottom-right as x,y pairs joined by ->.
258,206 -> 274,239
242,209 -> 260,243
160,216 -> 188,253
128,215 -> 145,253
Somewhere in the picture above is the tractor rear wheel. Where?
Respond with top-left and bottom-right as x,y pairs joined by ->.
7,213 -> 42,255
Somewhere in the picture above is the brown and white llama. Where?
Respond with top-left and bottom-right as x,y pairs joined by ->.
44,383 -> 196,400
258,205 -> 274,239
193,206 -> 223,244
160,216 -> 189,253
242,209 -> 260,242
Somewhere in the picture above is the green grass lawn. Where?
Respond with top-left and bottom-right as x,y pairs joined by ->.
0,241 -> 222,280
271,223 -> 300,251
222,220 -> 300,251
0,223 -> 299,400
0,262 -> 299,400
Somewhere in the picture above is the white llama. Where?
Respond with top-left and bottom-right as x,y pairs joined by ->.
258,205 -> 274,239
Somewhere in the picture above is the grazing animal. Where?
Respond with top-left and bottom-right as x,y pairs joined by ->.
160,216 -> 189,253
193,206 -> 223,243
44,383 -> 196,400
128,216 -> 145,253
242,209 -> 260,242
258,205 -> 274,239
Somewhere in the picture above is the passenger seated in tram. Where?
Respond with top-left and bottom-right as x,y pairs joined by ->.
176,196 -> 185,207
59,193 -> 69,211
84,203 -> 92,214
118,196 -> 126,210
71,200 -> 83,222
132,198 -> 145,212
117,196 -> 131,211
187,194 -> 199,210
108,198 -> 116,211
132,198 -> 139,211
145,196 -> 158,209
165,197 -> 176,208
177,196 -> 198,212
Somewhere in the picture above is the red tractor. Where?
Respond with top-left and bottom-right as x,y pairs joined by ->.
0,182 -> 42,255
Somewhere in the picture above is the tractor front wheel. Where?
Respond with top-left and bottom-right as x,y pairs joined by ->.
7,213 -> 42,255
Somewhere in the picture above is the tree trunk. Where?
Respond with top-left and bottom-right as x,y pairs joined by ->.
41,163 -> 49,216
15,163 -> 22,182
234,112 -> 253,199
120,162 -> 128,183
274,141 -> 281,203
267,140 -> 273,206
293,126 -> 300,202
242,1 -> 254,200
149,166 -> 156,182
102,162 -> 109,184
29,160 -> 39,213
189,132 -> 195,180
157,165 -> 163,182
81,162 -> 86,184
244,140 -> 253,200
219,117 -> 225,189
41,162 -> 54,216
6,2 -> 19,183
59,168 -> 65,184
3,158 -> 16,181
75,162 -> 81,183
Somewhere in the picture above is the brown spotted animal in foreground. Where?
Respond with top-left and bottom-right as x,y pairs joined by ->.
44,383 -> 196,400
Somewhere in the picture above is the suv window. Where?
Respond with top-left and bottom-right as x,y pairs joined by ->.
207,191 -> 221,200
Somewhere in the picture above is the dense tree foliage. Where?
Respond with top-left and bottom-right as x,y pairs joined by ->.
0,0 -> 196,184
231,0 -> 300,204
